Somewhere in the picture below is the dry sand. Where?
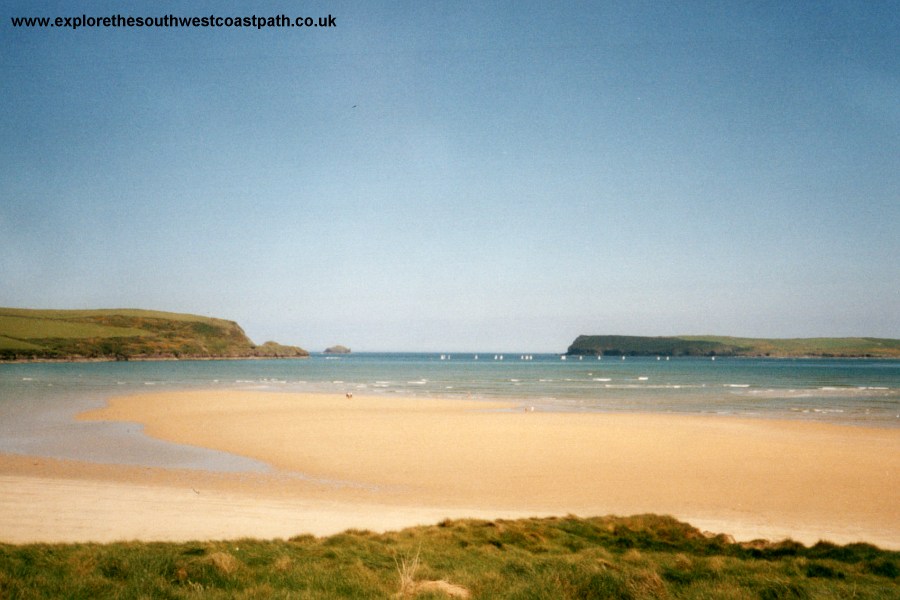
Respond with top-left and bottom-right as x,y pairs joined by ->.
1,390 -> 898,548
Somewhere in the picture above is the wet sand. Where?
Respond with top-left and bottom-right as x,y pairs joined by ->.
1,390 -> 898,547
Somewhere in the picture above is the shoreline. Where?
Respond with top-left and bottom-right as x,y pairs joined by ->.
0,355 -> 310,364
2,389 -> 898,548
4,353 -> 899,363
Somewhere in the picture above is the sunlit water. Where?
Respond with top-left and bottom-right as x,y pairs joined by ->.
1,354 -> 897,469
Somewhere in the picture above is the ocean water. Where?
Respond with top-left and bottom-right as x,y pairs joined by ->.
1,354 -> 898,469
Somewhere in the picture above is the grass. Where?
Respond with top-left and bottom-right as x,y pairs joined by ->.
0,308 -> 228,324
0,308 -> 308,361
568,335 -> 900,358
1,515 -> 897,599
0,336 -> 44,351
0,316 -> 151,341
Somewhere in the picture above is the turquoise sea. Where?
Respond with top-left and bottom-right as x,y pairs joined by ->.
1,354 -> 898,470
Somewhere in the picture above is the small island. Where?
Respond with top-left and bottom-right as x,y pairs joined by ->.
0,307 -> 308,361
323,345 -> 351,354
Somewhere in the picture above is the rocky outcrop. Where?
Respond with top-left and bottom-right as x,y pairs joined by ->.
323,345 -> 351,354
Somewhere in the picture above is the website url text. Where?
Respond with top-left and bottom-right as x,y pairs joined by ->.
11,14 -> 336,31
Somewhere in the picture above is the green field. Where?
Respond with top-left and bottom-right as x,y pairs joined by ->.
0,308 -> 308,361
1,515 -> 897,599
567,335 -> 900,358
0,316 -> 151,340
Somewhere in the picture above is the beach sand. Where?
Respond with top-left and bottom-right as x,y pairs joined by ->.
1,390 -> 898,548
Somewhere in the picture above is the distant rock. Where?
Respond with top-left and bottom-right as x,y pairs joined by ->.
323,345 -> 351,354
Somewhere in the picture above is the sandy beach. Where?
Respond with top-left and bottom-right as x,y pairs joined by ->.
1,390 -> 898,548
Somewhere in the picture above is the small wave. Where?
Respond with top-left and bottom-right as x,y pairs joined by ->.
21,377 -> 33,381
593,378 -> 611,382
725,384 -> 750,388
638,376 -> 649,381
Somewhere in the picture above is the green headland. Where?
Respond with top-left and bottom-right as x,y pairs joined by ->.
567,335 -> 900,358
0,307 -> 308,361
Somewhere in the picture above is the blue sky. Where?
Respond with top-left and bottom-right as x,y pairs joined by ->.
2,1 -> 898,351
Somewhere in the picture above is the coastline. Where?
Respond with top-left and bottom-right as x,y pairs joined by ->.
2,389 -> 896,548
4,353 -> 898,363
0,355 -> 310,364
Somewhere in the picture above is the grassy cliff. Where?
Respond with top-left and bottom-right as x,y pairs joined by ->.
0,308 -> 308,361
567,335 -> 900,358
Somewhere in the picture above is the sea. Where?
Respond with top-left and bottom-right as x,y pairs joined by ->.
1,353 -> 898,470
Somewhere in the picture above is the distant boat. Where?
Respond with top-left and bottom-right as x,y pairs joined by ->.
561,355 -> 567,361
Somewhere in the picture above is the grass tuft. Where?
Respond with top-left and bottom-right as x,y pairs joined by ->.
1,515 -> 898,598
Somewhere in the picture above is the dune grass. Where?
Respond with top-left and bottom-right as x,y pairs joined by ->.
1,515 -> 897,599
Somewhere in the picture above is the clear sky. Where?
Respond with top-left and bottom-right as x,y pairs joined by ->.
2,1 -> 898,352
